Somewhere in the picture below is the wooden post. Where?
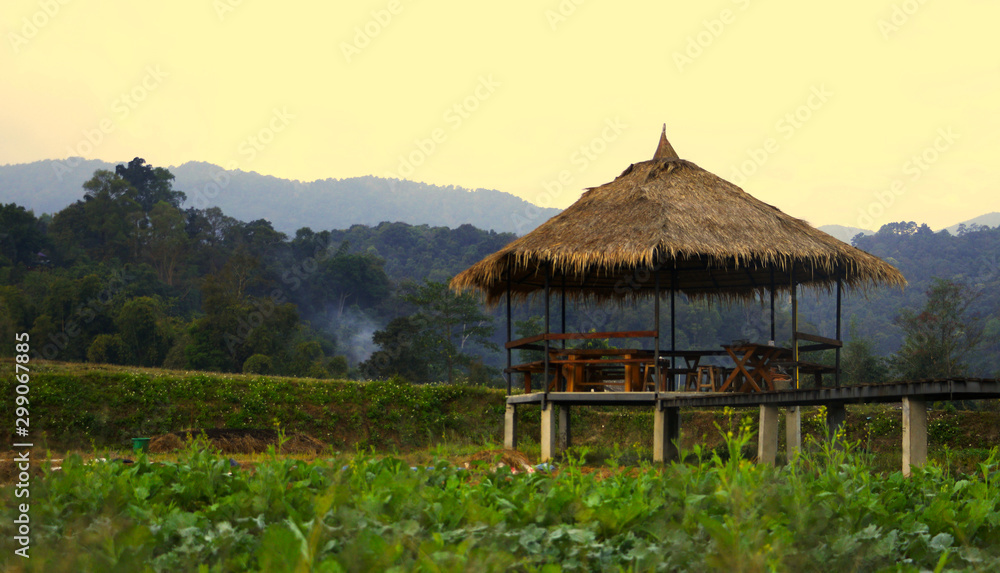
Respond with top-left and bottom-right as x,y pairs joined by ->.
561,275 -> 566,351
902,397 -> 927,477
558,405 -> 571,451
670,267 -> 677,391
791,267 -> 798,389
786,406 -> 801,460
758,405 -> 779,465
540,403 -> 557,462
835,276 -> 842,387
827,403 -> 846,448
504,403 -> 517,450
769,268 -> 776,343
653,406 -> 680,463
654,269 -> 661,395
506,268 -> 512,395
544,262 -> 551,399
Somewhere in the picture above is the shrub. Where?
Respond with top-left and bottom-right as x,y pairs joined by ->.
243,353 -> 273,374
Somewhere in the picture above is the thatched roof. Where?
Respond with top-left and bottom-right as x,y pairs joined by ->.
451,126 -> 906,305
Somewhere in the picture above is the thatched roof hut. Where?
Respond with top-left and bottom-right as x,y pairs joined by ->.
451,126 -> 905,304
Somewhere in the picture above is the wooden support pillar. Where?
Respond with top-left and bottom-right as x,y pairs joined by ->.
835,277 -> 842,387
544,263 -> 551,396
786,406 -> 801,460
653,406 -> 680,463
561,275 -> 566,351
758,405 -> 779,465
769,268 -> 776,343
670,268 -> 677,390
505,267 -> 512,395
504,403 -> 517,450
902,397 -> 927,477
654,270 -> 661,396
540,403 -> 557,462
558,405 -> 571,451
791,268 -> 799,389
827,403 -> 847,448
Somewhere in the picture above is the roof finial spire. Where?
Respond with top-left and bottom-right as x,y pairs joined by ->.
653,123 -> 679,160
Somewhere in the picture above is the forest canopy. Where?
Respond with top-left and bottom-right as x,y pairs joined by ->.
1,160 -> 997,383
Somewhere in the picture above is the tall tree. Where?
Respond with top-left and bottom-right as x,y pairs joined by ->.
842,319 -> 889,384
403,280 -> 497,384
115,157 -> 186,211
889,278 -> 985,380
141,201 -> 189,286
0,203 -> 50,269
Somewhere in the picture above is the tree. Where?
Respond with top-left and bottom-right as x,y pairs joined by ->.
115,157 -> 185,212
0,203 -> 50,269
318,247 -> 391,318
889,278 -> 985,380
116,296 -> 172,367
141,201 -> 189,286
402,280 -> 498,384
361,315 -> 434,382
49,170 -> 141,262
842,318 -> 889,384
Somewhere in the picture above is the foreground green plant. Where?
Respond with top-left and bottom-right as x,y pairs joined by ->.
3,431 -> 1000,572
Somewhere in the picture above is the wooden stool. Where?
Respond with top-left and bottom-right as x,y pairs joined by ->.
696,366 -> 721,392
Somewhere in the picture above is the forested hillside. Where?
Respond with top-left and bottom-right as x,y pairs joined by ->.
1,159 -> 997,384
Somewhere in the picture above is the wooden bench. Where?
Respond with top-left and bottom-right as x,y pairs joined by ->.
773,360 -> 837,388
792,331 -> 842,387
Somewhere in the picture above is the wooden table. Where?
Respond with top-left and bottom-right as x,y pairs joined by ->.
547,348 -> 653,392
643,350 -> 731,391
719,344 -> 792,393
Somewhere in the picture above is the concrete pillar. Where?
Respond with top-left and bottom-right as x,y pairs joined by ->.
786,407 -> 801,460
653,407 -> 680,463
504,403 -> 518,450
826,403 -> 847,448
558,404 -> 571,451
540,403 -> 557,462
902,397 -> 927,477
758,405 -> 779,465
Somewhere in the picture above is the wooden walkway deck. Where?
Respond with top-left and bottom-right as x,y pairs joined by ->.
503,378 -> 1000,476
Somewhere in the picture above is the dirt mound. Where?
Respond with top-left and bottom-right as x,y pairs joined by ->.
148,429 -> 326,454
459,449 -> 536,473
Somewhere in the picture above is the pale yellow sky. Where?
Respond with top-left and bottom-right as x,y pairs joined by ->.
2,0 -> 998,230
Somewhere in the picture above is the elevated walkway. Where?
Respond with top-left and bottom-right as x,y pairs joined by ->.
503,378 -> 1000,476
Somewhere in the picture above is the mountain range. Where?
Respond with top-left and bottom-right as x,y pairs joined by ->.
0,158 -> 560,235
0,158 -> 994,238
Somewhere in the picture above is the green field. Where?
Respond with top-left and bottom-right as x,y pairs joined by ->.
3,432 -> 1000,571
4,363 -> 1000,571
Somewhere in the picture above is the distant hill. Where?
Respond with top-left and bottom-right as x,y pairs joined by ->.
0,159 -> 560,235
818,224 -> 874,244
943,212 -> 1000,235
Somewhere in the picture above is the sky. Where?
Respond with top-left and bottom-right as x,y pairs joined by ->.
2,0 -> 998,231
